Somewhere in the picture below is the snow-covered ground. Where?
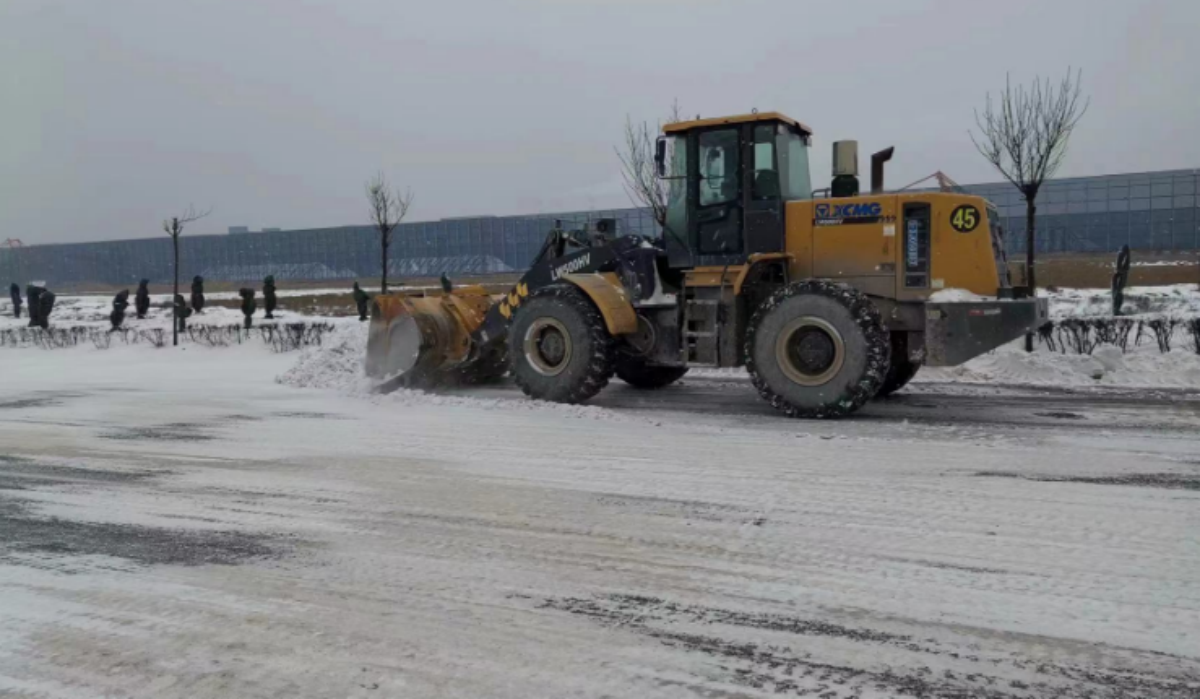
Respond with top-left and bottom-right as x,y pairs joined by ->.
920,342 -> 1200,388
2,288 -> 1200,698
1045,283 -> 1200,319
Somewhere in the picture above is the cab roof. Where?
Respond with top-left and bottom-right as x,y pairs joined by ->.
662,111 -> 813,136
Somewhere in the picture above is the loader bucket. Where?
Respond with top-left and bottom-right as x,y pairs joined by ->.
365,288 -> 497,384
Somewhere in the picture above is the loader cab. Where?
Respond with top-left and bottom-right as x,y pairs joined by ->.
659,112 -> 813,268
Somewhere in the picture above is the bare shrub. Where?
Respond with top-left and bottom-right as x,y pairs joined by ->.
1092,318 -> 1135,352
140,328 -> 167,349
1036,322 -> 1058,352
1144,318 -> 1179,353
1057,319 -> 1098,355
1186,319 -> 1200,355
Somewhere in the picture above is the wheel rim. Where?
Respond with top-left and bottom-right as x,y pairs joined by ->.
626,315 -> 656,356
524,318 -> 572,376
775,316 -> 845,386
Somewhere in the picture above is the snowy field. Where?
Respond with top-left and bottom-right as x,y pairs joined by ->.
1,288 -> 1200,698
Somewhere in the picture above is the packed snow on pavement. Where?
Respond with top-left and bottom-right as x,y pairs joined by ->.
1,289 -> 1199,698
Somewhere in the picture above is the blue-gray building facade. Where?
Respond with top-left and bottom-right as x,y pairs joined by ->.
2,168 -> 1196,287
960,168 -> 1199,255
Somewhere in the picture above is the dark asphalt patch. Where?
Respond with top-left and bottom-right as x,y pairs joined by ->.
272,411 -> 349,420
0,456 -> 160,483
0,458 -> 161,492
881,556 -> 1012,576
0,493 -> 282,567
976,471 -> 1200,490
540,594 -> 1200,698
0,398 -> 60,410
542,594 -> 912,645
594,494 -> 751,523
1035,411 -> 1086,420
101,423 -> 214,442
0,456 -> 289,568
0,392 -> 86,411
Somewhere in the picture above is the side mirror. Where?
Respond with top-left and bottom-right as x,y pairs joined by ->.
654,136 -> 667,178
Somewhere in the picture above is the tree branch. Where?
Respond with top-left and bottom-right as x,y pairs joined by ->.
162,205 -> 213,238
616,100 -> 684,231
970,68 -> 1087,196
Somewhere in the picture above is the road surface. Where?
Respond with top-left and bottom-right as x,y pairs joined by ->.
1,345 -> 1198,698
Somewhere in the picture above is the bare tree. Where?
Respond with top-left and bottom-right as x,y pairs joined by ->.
162,205 -> 211,347
972,68 -> 1088,350
617,100 -> 684,237
366,173 -> 414,294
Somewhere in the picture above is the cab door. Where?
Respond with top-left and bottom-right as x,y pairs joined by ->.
743,123 -> 785,255
691,127 -> 743,263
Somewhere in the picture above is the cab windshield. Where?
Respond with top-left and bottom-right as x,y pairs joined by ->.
662,133 -> 688,242
776,128 -> 812,200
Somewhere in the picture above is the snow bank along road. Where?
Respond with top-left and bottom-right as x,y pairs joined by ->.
1,344 -> 1199,698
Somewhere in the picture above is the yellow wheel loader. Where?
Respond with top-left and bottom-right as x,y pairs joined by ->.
366,112 -> 1048,418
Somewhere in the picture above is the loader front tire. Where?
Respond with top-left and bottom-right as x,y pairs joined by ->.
746,281 -> 889,419
510,285 -> 614,404
614,357 -> 688,389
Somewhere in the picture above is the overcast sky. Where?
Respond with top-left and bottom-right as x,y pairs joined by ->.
2,0 -> 1198,244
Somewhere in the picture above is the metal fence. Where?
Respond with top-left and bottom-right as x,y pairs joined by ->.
2,169 -> 1197,287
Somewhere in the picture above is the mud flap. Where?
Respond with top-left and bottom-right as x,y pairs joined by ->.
924,298 -> 1049,367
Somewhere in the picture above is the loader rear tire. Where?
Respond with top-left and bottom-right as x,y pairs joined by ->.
510,285 -> 614,404
615,357 -> 688,389
745,281 -> 889,419
876,334 -> 922,398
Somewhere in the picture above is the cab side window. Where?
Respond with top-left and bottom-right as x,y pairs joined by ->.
751,125 -> 779,201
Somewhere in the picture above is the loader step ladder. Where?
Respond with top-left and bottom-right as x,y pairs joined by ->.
683,290 -> 721,365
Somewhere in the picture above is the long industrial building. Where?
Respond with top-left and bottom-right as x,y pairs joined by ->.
2,168 -> 1196,287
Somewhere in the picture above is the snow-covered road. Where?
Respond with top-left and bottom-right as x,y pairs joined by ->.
1,343 -> 1199,698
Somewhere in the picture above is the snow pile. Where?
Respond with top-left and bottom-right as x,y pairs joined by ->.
1045,284 -> 1200,320
1132,260 -> 1196,267
920,341 -> 1200,389
275,324 -> 371,391
275,324 -> 633,421
366,385 -> 630,421
928,288 -> 986,303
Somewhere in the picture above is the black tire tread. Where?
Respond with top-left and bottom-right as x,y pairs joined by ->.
877,336 -> 921,398
510,284 -> 614,404
744,280 -> 889,419
615,357 -> 688,390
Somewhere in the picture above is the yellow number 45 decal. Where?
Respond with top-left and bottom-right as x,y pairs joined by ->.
950,205 -> 980,233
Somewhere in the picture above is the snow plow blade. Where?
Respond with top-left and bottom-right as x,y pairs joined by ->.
365,287 -> 499,384
924,297 -> 1049,366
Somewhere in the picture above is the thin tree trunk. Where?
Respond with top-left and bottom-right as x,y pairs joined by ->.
172,235 -> 179,347
1024,197 -> 1037,352
381,237 -> 388,294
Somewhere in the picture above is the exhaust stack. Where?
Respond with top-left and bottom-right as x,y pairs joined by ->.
870,147 -> 895,194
